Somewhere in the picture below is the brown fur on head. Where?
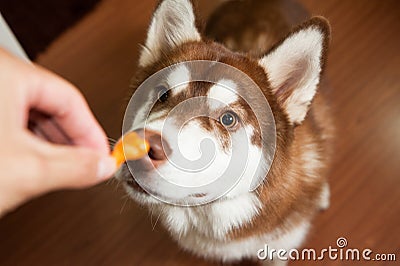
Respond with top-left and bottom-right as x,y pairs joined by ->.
119,0 -> 333,263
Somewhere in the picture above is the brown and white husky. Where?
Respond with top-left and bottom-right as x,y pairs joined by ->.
116,0 -> 333,264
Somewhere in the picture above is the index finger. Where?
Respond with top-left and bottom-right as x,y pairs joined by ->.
25,64 -> 110,154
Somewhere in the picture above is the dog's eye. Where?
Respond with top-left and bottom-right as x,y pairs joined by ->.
219,111 -> 238,128
156,85 -> 169,103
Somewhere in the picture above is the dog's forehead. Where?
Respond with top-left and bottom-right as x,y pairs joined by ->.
208,79 -> 238,103
166,64 -> 191,96
157,63 -> 264,131
165,64 -> 240,104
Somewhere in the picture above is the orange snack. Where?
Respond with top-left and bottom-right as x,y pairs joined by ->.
111,132 -> 150,167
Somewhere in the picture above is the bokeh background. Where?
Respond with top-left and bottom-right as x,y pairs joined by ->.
0,0 -> 399,265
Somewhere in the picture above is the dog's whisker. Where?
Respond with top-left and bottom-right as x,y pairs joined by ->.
120,194 -> 131,201
119,197 -> 129,215
108,137 -> 117,149
108,137 -> 117,143
151,211 -> 162,231
106,177 -> 117,185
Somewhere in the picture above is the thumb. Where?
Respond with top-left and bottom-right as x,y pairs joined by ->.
36,144 -> 117,191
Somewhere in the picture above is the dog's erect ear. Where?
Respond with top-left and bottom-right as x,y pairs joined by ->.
139,0 -> 201,67
259,17 -> 330,125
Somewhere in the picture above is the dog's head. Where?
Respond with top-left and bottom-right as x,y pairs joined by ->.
116,0 -> 330,208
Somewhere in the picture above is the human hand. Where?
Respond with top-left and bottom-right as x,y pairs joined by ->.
0,48 -> 116,217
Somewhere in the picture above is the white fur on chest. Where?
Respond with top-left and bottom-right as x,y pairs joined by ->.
156,192 -> 309,262
160,193 -> 262,240
176,219 -> 310,262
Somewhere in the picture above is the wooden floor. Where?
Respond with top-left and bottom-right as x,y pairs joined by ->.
0,0 -> 399,265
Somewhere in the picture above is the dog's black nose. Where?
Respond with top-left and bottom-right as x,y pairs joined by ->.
134,128 -> 171,162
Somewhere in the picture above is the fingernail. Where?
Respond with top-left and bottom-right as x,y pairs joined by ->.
97,156 -> 117,180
